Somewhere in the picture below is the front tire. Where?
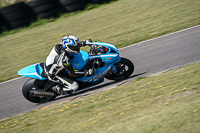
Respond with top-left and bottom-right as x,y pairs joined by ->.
105,57 -> 134,80
22,79 -> 57,103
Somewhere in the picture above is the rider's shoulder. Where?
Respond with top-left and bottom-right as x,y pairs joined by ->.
54,44 -> 65,54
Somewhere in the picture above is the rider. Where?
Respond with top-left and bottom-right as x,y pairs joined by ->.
44,35 -> 95,94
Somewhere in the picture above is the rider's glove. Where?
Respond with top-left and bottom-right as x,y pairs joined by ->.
79,41 -> 86,47
85,68 -> 95,77
86,39 -> 93,43
79,39 -> 93,47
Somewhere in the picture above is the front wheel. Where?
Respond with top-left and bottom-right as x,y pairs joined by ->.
22,79 -> 57,103
105,57 -> 134,80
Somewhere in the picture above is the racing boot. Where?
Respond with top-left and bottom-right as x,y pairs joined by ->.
55,75 -> 79,92
52,84 -> 63,94
63,81 -> 79,92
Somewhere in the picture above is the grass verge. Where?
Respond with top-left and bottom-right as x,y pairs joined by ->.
0,61 -> 200,133
0,0 -> 200,82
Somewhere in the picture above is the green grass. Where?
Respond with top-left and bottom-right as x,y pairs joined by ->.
0,0 -> 200,82
0,61 -> 200,133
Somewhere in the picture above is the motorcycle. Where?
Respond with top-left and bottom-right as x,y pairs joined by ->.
18,42 -> 134,103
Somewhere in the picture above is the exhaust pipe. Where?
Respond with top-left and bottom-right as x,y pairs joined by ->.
29,89 -> 55,97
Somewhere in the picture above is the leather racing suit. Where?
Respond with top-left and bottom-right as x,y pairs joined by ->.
44,43 -> 91,93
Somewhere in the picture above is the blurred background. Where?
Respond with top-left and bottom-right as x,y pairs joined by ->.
0,0 -> 114,32
0,0 -> 199,82
0,1 -> 199,132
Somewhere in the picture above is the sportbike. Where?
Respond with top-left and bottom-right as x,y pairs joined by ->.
18,42 -> 134,103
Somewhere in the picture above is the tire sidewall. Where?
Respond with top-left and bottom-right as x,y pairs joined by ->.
26,0 -> 56,8
3,10 -> 30,22
0,2 -> 26,15
59,0 -> 80,6
22,79 -> 56,103
63,0 -> 86,12
32,2 -> 59,15
22,79 -> 36,102
105,57 -> 134,80
36,8 -> 59,19
8,18 -> 30,29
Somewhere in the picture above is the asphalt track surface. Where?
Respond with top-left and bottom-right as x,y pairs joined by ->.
0,25 -> 200,120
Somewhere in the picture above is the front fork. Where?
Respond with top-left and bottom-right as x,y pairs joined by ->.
111,65 -> 117,73
110,56 -> 121,73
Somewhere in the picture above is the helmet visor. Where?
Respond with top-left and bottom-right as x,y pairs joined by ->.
68,45 -> 80,54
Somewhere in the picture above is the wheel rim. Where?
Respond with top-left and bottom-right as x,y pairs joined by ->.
116,63 -> 129,76
107,62 -> 130,79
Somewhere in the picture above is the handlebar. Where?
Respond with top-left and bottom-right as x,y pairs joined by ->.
86,42 -> 107,55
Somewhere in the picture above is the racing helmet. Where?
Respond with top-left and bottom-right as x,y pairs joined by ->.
61,35 -> 80,54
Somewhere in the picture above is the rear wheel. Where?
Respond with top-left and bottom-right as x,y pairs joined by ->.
22,79 -> 57,103
105,57 -> 134,80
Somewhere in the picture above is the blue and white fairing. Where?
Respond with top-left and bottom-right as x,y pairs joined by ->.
18,63 -> 47,80
69,50 -> 89,70
18,42 -> 121,83
69,42 -> 120,69
72,42 -> 121,83
88,42 -> 120,64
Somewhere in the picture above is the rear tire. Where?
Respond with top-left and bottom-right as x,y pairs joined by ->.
105,57 -> 134,80
22,79 -> 57,103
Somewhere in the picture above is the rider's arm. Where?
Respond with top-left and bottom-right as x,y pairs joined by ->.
62,57 -> 85,77
62,40 -> 90,77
